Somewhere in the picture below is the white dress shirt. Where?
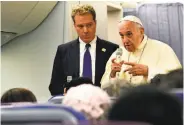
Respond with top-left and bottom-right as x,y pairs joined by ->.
79,36 -> 97,83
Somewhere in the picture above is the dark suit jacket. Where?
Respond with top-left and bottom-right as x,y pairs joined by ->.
49,37 -> 119,95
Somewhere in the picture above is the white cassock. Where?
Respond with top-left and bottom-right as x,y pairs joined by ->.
101,35 -> 182,89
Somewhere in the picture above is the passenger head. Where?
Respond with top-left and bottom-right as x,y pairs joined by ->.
151,68 -> 183,89
108,85 -> 183,125
150,74 -> 166,86
71,4 -> 96,43
1,88 -> 37,103
162,68 -> 183,89
63,84 -> 111,120
64,77 -> 93,94
118,15 -> 144,52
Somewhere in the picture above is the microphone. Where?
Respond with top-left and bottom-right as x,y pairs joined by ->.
115,48 -> 123,63
115,48 -> 123,78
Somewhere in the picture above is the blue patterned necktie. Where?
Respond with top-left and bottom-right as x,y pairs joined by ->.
82,44 -> 92,80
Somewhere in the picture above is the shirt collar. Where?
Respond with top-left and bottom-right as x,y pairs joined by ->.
136,34 -> 147,50
79,36 -> 97,50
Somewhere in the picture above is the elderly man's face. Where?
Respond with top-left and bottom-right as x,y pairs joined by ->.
118,21 -> 144,52
74,13 -> 96,43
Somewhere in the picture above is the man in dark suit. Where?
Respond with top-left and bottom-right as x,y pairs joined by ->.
49,4 -> 119,95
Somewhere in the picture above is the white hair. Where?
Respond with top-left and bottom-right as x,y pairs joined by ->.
62,84 -> 111,120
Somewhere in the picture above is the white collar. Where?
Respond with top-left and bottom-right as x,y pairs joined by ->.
137,34 -> 147,50
79,36 -> 97,50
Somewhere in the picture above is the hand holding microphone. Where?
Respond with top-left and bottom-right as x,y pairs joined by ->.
110,48 -> 124,78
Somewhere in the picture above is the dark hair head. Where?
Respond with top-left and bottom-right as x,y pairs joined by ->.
65,77 -> 93,92
150,74 -> 166,86
163,68 -> 183,88
1,88 -> 37,103
151,68 -> 183,89
108,85 -> 183,125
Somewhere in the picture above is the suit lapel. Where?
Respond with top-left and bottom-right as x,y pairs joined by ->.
95,37 -> 104,84
71,39 -> 80,77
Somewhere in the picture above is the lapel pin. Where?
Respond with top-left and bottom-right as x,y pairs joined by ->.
102,48 -> 106,52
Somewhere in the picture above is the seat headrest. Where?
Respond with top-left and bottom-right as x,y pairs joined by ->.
1,104 -> 86,125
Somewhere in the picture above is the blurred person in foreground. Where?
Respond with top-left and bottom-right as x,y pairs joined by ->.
151,68 -> 183,89
64,77 -> 93,94
1,88 -> 37,103
150,68 -> 183,102
108,85 -> 183,125
101,15 -> 181,88
62,84 -> 111,120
